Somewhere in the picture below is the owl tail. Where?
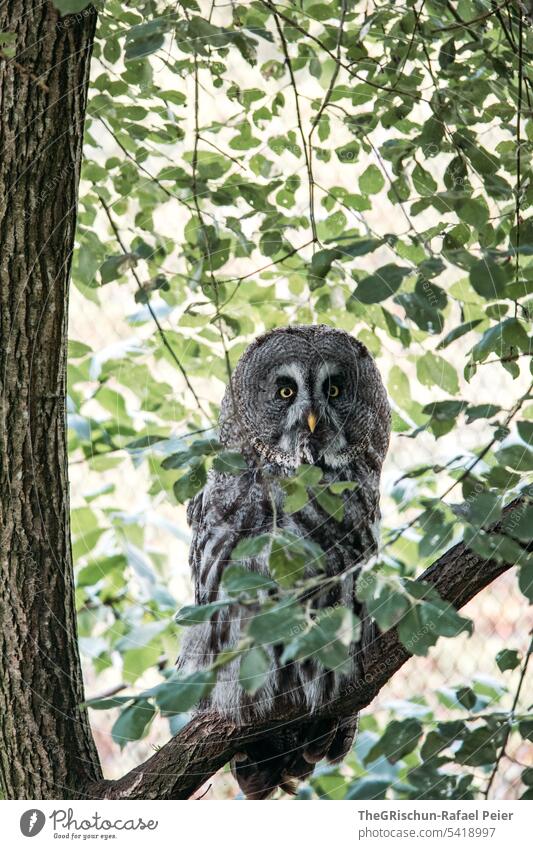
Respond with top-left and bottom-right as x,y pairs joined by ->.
231,716 -> 358,799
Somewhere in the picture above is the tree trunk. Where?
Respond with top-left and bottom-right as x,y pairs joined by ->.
0,1 -> 101,799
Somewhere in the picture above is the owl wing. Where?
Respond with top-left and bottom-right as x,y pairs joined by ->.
185,472 -> 258,604
177,470 -> 268,676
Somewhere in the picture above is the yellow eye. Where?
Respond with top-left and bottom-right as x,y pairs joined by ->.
329,384 -> 340,398
278,386 -> 295,399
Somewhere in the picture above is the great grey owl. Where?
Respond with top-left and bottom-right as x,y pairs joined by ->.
177,324 -> 391,798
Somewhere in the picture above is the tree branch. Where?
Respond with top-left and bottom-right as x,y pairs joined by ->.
87,495 -> 529,800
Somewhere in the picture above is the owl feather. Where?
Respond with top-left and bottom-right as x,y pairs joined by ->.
177,325 -> 391,798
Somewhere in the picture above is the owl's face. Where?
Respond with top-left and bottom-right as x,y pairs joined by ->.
224,325 -> 390,472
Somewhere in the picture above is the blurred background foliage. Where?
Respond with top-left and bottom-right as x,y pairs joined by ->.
57,0 -> 533,798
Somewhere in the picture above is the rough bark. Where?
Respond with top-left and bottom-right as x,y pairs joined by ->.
90,496 -> 528,800
0,2 -> 101,798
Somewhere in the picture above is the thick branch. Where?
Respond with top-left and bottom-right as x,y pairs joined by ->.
90,496 -> 528,800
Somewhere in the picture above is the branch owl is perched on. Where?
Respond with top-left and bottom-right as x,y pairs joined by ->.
178,324 -> 391,798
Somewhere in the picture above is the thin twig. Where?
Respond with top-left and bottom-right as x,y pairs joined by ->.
307,0 -> 347,245
216,239 -> 315,314
261,1 -> 430,102
394,0 -> 426,83
86,683 -> 127,702
432,0 -> 509,32
97,194 -> 211,419
190,52 -> 234,389
271,6 -> 318,245
98,116 -> 218,222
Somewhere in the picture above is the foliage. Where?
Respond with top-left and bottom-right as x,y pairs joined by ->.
300,661 -> 533,800
54,0 -> 533,798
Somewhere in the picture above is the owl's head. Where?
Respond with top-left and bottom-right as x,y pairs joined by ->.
220,325 -> 391,473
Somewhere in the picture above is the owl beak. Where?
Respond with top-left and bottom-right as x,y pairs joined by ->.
307,412 -> 317,434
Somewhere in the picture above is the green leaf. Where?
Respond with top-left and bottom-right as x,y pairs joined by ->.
457,198 -> 489,229
68,340 -> 92,358
456,686 -> 476,710
212,451 -> 248,473
337,237 -> 382,257
239,646 -> 271,694
335,142 -> 359,164
465,404 -> 501,424
412,164 -> 437,196
354,264 -> 411,304
111,700 -> 154,749
501,499 -> 533,542
309,248 -> 340,288
100,254 -> 136,285
248,601 -> 305,645
162,439 -> 220,469
519,718 -> 533,741
417,352 -> 459,395
460,491 -> 502,528
345,778 -> 389,800
259,230 -> 283,257
367,718 -> 423,764
455,727 -> 498,766
518,420 -> 533,445
77,554 -> 126,587
395,280 -> 445,333
231,534 -> 271,559
53,0 -> 91,13
175,601 -> 229,626
222,565 -> 276,597
471,319 -> 530,363
125,21 -> 166,61
367,587 -> 410,631
359,164 -> 384,195
355,568 -> 379,602
422,400 -> 467,421
438,37 -> 455,69
397,596 -> 471,656
510,218 -> 533,255
268,535 -> 304,588
281,607 -> 360,671
83,696 -> 133,710
495,649 -> 521,672
329,480 -> 357,494
126,435 -> 168,450
282,480 -> 309,513
495,444 -> 533,472
173,462 -> 207,502
519,560 -> 533,603
469,259 -> 508,299
437,320 -> 482,349
295,464 -> 323,486
314,486 -> 344,521
155,670 -> 216,714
